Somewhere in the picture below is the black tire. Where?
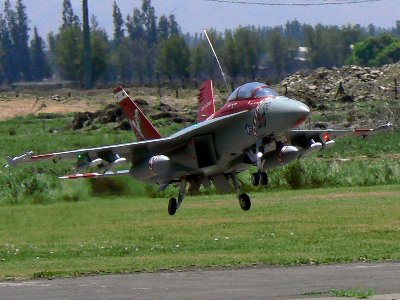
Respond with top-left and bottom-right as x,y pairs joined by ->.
251,173 -> 260,186
168,198 -> 177,215
260,172 -> 269,186
239,193 -> 251,211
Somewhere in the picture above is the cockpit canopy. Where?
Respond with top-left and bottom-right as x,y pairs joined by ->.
227,82 -> 278,102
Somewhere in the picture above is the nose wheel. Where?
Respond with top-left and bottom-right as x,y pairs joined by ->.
238,193 -> 251,211
167,179 -> 187,216
168,197 -> 177,215
231,172 -> 252,211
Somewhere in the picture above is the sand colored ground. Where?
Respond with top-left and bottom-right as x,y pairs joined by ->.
0,87 -> 201,121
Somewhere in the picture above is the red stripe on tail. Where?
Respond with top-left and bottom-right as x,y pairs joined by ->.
113,86 -> 161,141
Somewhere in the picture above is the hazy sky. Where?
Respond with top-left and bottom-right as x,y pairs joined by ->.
16,0 -> 400,37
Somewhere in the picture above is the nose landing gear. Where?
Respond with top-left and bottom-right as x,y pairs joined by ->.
231,172 -> 252,211
168,178 -> 187,216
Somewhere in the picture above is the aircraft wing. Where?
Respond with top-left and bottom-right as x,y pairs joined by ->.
5,138 -> 170,168
288,123 -> 393,148
6,111 -> 248,169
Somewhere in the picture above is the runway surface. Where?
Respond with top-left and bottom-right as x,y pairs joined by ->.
1,262 -> 400,299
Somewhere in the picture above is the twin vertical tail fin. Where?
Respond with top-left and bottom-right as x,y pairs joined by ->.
113,86 -> 161,141
197,80 -> 216,122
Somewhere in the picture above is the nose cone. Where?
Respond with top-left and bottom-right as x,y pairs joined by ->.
266,97 -> 310,130
291,100 -> 310,128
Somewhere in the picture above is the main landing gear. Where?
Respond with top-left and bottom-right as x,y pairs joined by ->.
251,171 -> 269,186
168,178 -> 187,216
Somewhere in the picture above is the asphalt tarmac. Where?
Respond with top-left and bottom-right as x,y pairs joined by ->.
1,262 -> 400,299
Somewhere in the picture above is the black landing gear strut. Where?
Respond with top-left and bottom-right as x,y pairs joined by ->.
251,171 -> 269,187
168,178 -> 187,216
247,142 -> 269,187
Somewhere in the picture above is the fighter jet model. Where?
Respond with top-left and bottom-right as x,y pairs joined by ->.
6,81 -> 391,215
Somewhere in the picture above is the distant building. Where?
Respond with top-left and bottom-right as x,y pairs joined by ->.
295,47 -> 309,62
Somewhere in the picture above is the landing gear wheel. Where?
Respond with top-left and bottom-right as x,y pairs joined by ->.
238,193 -> 251,211
260,172 -> 269,186
168,198 -> 177,216
251,173 -> 260,186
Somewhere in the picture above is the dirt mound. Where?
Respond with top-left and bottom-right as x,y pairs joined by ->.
282,63 -> 400,105
279,63 -> 400,128
71,99 -> 196,131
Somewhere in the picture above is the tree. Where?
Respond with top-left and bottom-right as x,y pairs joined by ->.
141,0 -> 157,46
198,29 -> 222,78
90,16 -> 109,83
392,20 -> 400,37
5,0 -> 31,81
158,15 -> 169,40
348,34 -> 396,66
82,0 -> 92,89
267,27 -> 289,77
169,14 -> 179,36
223,29 -> 240,80
47,32 -> 57,77
285,20 -> 304,43
157,35 -> 190,83
0,11 -> 15,83
339,24 -> 365,65
30,27 -> 50,81
15,0 -> 31,80
373,41 -> 400,65
55,1 -> 82,82
126,8 -> 144,40
112,1 -> 124,47
234,27 -> 261,80
62,0 -> 79,29
111,38 -> 133,83
55,26 -> 83,81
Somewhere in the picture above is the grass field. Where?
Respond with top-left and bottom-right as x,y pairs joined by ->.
0,185 -> 400,280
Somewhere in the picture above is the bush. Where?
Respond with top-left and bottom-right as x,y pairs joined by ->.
283,161 -> 305,190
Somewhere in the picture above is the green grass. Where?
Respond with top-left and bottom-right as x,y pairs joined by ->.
303,288 -> 375,299
330,288 -> 375,299
0,185 -> 400,280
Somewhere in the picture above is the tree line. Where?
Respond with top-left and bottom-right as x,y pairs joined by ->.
0,0 -> 399,88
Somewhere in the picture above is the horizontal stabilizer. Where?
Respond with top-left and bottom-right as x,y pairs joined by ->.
60,170 -> 130,180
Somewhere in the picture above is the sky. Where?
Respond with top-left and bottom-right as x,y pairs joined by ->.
13,0 -> 400,37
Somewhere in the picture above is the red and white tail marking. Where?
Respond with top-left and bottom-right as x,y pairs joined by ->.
113,86 -> 161,141
197,80 -> 216,122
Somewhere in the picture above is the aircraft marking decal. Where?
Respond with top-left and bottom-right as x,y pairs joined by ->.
129,109 -> 145,141
253,101 -> 267,138
148,155 -> 159,177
